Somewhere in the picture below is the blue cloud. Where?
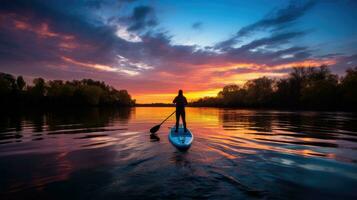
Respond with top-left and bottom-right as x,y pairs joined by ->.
191,22 -> 203,30
215,0 -> 315,50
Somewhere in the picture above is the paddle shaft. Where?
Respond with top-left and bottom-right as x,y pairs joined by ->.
160,111 -> 176,125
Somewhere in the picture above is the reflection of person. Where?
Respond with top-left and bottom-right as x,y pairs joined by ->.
173,90 -> 188,132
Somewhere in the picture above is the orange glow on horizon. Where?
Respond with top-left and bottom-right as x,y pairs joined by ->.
272,59 -> 337,70
132,58 -> 336,103
133,88 -> 221,104
202,59 -> 337,73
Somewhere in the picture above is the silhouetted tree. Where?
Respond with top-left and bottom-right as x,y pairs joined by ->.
191,65 -> 355,111
244,77 -> 274,107
300,66 -> 338,109
340,67 -> 357,110
31,78 -> 46,96
0,73 -> 16,93
16,76 -> 26,91
218,84 -> 241,106
0,72 -> 135,108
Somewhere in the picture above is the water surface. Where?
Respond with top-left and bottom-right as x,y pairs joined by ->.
1,107 -> 357,199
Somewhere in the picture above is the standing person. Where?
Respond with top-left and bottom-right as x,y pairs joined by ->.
173,90 -> 188,132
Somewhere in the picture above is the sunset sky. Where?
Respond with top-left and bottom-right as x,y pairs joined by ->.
1,0 -> 357,103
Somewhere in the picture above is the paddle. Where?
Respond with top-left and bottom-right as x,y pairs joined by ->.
150,110 -> 176,134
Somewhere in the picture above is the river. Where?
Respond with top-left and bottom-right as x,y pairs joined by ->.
0,107 -> 356,199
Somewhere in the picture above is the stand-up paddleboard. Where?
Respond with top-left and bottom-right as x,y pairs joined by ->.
168,126 -> 193,151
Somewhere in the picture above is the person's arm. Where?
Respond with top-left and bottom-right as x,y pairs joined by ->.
173,97 -> 177,104
184,97 -> 188,105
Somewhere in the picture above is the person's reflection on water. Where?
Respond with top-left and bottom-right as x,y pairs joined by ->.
171,151 -> 191,168
173,89 -> 188,132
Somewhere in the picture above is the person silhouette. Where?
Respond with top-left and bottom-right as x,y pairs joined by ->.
173,89 -> 188,132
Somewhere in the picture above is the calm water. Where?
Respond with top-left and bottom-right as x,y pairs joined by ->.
0,107 -> 357,200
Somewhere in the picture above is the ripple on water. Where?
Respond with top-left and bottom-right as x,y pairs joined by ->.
0,108 -> 357,199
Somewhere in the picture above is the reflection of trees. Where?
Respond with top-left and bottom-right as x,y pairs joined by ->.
276,112 -> 357,140
219,109 -> 357,141
45,108 -> 132,130
0,108 -> 133,144
29,111 -> 45,133
0,111 -> 24,143
219,110 -> 273,132
218,110 -> 357,142
0,111 -> 23,133
115,107 -> 133,123
248,113 -> 273,132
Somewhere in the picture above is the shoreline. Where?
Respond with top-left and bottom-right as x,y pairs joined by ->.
1,104 -> 355,113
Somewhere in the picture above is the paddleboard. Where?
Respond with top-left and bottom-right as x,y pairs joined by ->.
168,126 -> 193,151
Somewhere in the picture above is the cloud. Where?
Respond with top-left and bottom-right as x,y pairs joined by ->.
329,53 -> 357,74
0,0 -> 330,77
126,6 -> 158,31
238,1 -> 314,36
191,22 -> 203,30
215,0 -> 315,49
0,0 -> 148,75
234,31 -> 306,52
86,0 -> 138,9
115,25 -> 142,42
85,0 -> 105,9
0,0 -> 354,103
219,31 -> 309,67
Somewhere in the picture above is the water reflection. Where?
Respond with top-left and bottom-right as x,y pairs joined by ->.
0,107 -> 356,199
217,110 -> 357,160
0,108 -> 132,146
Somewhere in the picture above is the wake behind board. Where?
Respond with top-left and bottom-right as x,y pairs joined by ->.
168,126 -> 193,151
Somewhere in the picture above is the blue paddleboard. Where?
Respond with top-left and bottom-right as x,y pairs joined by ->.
168,126 -> 193,151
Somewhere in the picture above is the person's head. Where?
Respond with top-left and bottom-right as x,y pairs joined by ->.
178,89 -> 183,96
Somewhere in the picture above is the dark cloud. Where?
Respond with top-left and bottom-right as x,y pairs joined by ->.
85,0 -> 138,9
126,6 -> 158,31
214,37 -> 238,51
219,31 -> 308,64
118,0 -> 138,3
235,31 -> 306,52
208,31 -> 316,68
85,0 -> 104,9
238,1 -> 315,36
215,0 -> 315,49
330,53 -> 357,74
0,0 -> 123,67
192,22 -> 203,30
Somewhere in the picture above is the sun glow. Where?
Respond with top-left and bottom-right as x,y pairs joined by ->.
134,88 -> 221,104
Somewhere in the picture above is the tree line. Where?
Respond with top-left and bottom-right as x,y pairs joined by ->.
191,66 -> 357,111
0,72 -> 135,108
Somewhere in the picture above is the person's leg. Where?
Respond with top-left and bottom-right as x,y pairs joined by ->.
175,110 -> 179,132
182,110 -> 187,132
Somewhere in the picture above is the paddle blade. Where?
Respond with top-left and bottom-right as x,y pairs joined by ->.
150,133 -> 160,141
150,124 -> 161,134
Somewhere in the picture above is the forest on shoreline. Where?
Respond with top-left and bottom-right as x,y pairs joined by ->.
2,65 -> 356,111
191,66 -> 357,111
0,72 -> 135,107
